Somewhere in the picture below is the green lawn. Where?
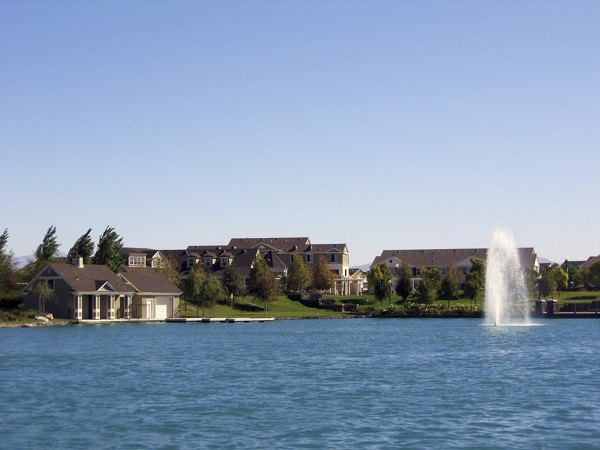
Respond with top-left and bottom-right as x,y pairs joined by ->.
179,295 -> 347,319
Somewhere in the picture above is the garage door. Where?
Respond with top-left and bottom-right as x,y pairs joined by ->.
155,297 -> 170,319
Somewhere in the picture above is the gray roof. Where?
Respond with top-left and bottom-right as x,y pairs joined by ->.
120,268 -> 182,295
121,247 -> 160,258
371,248 -> 538,270
26,262 -> 133,294
228,237 -> 311,252
579,255 -> 600,269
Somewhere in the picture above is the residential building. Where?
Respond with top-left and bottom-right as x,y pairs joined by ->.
371,247 -> 539,285
579,255 -> 600,270
23,258 -> 181,320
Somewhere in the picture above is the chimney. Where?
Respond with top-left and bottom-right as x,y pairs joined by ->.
72,257 -> 84,268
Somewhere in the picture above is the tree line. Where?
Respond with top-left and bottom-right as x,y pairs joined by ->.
0,225 -> 340,315
367,258 -> 600,306
368,259 -> 487,305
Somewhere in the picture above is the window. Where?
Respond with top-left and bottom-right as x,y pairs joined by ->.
290,254 -> 294,263
204,258 -> 212,268
128,256 -> 146,267
46,279 -> 55,291
187,258 -> 195,268
441,267 -> 448,277
221,257 -> 229,268
306,254 -> 312,263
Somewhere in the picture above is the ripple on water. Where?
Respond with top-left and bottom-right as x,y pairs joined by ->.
1,319 -> 599,448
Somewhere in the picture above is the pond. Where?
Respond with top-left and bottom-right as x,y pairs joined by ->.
1,318 -> 599,448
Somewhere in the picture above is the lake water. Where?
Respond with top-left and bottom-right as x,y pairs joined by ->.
1,318 -> 599,449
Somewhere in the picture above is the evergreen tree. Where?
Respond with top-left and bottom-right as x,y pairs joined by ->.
312,256 -> 336,292
395,262 -> 413,301
287,256 -> 313,292
34,226 -> 60,267
93,226 -> 124,273
248,253 -> 278,313
0,228 -> 16,292
67,228 -> 95,264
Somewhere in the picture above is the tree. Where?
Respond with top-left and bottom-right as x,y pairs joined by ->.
538,271 -> 555,300
248,253 -> 278,313
0,228 -> 16,293
185,264 -> 207,316
287,256 -> 312,292
584,261 -> 600,289
368,264 -> 392,305
199,275 -> 226,318
93,226 -> 124,273
312,256 -> 336,292
222,264 -> 245,304
564,262 -> 583,289
34,226 -> 60,268
415,268 -> 442,304
464,258 -> 485,305
33,280 -> 55,313
395,262 -> 413,301
156,254 -> 182,289
440,266 -> 461,302
546,263 -> 568,297
67,228 -> 95,264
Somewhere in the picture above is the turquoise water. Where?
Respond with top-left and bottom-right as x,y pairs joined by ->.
1,319 -> 599,449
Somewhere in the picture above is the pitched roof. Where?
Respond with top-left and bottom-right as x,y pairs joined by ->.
121,247 -> 160,258
120,268 -> 182,295
296,243 -> 348,253
26,262 -> 133,293
371,248 -> 538,270
579,255 -> 600,269
227,237 -> 311,252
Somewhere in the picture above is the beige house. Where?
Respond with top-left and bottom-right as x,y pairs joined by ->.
371,247 -> 539,285
23,258 -> 181,320
227,237 -> 351,294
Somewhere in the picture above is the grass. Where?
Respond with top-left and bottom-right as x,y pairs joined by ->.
179,295 -> 347,319
0,308 -> 70,327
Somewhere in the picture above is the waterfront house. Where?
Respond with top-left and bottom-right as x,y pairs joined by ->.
23,258 -> 181,320
371,247 -> 539,285
227,237 -> 351,294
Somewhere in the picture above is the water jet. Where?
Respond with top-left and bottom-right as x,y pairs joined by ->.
484,230 -> 530,326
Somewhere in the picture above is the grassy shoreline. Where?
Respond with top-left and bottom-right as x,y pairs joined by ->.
2,290 -> 598,327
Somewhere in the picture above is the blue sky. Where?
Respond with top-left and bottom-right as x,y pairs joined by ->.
1,0 -> 598,265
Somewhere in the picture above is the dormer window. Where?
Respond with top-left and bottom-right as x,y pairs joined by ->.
187,257 -> 195,268
151,256 -> 163,268
128,256 -> 146,267
204,257 -> 213,268
220,257 -> 229,268
306,254 -> 312,263
330,254 -> 336,263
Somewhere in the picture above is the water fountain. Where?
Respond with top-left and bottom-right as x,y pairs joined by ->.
485,229 -> 531,326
